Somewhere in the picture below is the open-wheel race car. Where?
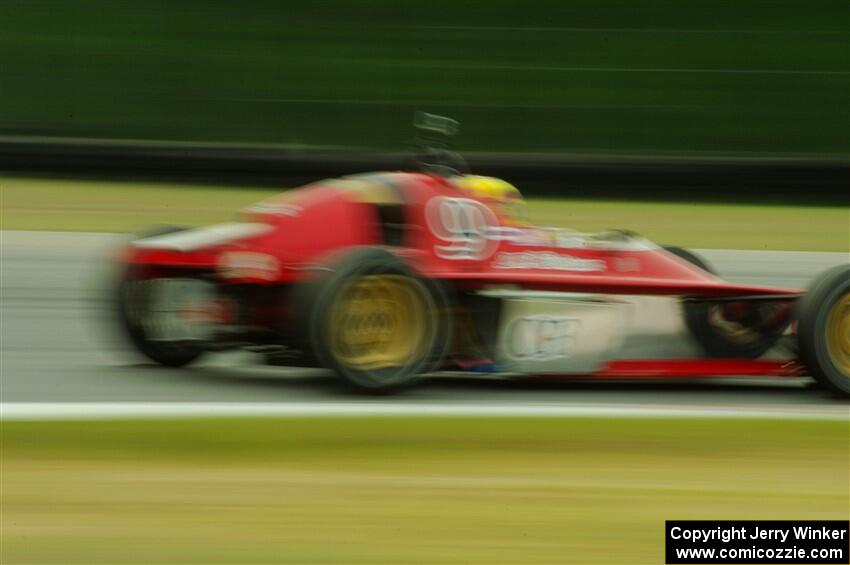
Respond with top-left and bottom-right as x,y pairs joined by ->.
114,118 -> 850,395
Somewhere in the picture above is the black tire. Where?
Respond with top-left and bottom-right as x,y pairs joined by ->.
302,247 -> 446,392
663,245 -> 716,275
115,226 -> 205,367
665,245 -> 788,359
797,265 -> 850,396
116,269 -> 206,367
421,279 -> 454,373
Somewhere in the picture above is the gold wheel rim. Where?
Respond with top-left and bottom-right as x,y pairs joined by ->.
329,275 -> 432,371
826,292 -> 850,377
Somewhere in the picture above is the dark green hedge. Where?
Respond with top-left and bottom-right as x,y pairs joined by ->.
2,0 -> 848,154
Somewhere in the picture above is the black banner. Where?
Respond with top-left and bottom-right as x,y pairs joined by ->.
1,138 -> 847,203
666,521 -> 849,564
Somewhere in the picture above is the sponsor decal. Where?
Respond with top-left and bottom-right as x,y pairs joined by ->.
552,230 -> 586,249
425,196 -> 639,263
425,197 -> 563,260
425,197 -> 502,260
218,251 -> 279,280
494,251 -> 606,272
503,227 -> 552,247
506,316 -> 580,360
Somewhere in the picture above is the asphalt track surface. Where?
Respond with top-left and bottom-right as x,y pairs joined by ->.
1,231 -> 848,417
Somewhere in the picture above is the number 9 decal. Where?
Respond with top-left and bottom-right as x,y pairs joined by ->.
425,197 -> 500,260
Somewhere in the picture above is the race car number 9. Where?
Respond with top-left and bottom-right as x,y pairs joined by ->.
425,197 -> 500,260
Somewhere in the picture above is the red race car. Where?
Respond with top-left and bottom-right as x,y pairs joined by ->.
114,128 -> 850,395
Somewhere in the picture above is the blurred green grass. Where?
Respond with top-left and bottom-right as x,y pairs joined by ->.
2,176 -> 847,251
2,0 -> 849,154
2,417 -> 847,564
0,176 -> 275,234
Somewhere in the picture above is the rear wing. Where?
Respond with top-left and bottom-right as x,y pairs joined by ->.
412,112 -> 468,176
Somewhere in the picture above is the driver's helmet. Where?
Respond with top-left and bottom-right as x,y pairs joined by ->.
454,175 -> 529,226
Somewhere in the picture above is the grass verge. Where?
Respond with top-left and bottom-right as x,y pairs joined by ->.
1,176 -> 847,251
2,417 -> 848,564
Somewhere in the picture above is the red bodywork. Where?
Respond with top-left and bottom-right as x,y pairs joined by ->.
122,172 -> 805,380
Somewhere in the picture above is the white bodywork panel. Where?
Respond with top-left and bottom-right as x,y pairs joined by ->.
485,290 -> 632,374
132,222 -> 272,252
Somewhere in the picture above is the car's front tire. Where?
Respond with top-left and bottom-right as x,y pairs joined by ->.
797,265 -> 850,396
664,245 -> 789,359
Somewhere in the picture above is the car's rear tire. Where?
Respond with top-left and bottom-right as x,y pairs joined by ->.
116,268 -> 206,367
115,226 -> 205,367
304,247 -> 447,392
664,245 -> 788,359
797,265 -> 850,396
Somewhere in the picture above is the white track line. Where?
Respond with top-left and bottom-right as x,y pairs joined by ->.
1,402 -> 847,421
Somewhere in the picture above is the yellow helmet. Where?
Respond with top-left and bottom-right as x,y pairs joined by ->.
455,175 -> 521,201
455,175 -> 529,226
